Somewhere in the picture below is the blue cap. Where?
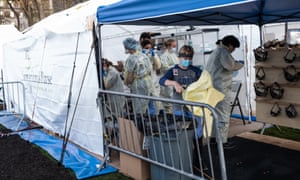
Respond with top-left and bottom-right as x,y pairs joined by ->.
123,37 -> 139,50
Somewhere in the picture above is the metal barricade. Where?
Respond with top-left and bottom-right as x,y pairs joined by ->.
97,89 -> 226,180
0,81 -> 27,130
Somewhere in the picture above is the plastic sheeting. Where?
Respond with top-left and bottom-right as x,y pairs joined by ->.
0,113 -> 117,180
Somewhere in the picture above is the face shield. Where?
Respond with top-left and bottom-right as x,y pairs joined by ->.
270,103 -> 281,117
285,104 -> 297,118
283,65 -> 300,82
284,49 -> 297,63
270,82 -> 284,99
254,81 -> 268,97
254,47 -> 268,62
256,67 -> 266,80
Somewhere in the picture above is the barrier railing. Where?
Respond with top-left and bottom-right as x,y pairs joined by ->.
0,81 -> 26,130
97,89 -> 227,180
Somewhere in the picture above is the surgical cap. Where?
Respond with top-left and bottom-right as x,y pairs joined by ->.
123,38 -> 139,50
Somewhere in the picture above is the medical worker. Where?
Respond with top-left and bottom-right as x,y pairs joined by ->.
205,35 -> 244,146
159,45 -> 205,169
159,39 -> 179,113
123,37 -> 152,115
102,58 -> 125,117
141,39 -> 161,113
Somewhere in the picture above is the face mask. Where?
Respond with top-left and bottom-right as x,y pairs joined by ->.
181,59 -> 191,67
142,49 -> 150,54
125,49 -> 129,54
171,47 -> 177,53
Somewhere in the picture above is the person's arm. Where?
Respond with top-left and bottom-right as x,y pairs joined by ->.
124,72 -> 134,85
104,69 -> 118,89
159,67 -> 184,93
124,56 -> 136,85
165,80 -> 184,93
220,51 -> 244,71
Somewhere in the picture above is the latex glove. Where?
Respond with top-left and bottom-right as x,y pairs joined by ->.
238,60 -> 245,64
150,49 -> 156,57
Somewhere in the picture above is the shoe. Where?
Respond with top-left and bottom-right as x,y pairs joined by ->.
223,140 -> 236,150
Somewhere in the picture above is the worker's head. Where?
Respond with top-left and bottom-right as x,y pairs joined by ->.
139,32 -> 152,43
178,45 -> 194,69
164,39 -> 177,52
123,37 -> 140,54
218,35 -> 240,53
141,39 -> 153,49
102,58 -> 112,70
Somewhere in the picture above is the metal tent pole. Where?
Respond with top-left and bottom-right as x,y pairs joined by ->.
59,32 -> 80,164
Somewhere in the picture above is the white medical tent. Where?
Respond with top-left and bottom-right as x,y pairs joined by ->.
0,25 -> 24,72
2,0 -> 123,156
1,0 -> 200,156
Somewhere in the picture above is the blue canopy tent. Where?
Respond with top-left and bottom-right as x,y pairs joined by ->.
96,0 -> 300,26
96,0 -> 300,45
95,0 -> 300,179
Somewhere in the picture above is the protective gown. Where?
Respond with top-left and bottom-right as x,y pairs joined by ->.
205,44 -> 244,143
124,52 -> 152,114
183,70 -> 224,138
144,51 -> 161,113
159,50 -> 178,112
103,66 -> 125,117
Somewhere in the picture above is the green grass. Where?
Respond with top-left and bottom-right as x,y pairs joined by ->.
254,125 -> 300,142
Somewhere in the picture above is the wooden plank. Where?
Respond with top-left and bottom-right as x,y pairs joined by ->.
118,118 -> 144,154
238,132 -> 300,152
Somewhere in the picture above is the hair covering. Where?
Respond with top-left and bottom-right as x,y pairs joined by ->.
123,37 -> 140,50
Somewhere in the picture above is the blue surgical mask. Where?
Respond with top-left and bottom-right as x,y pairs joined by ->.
181,59 -> 191,67
142,49 -> 150,54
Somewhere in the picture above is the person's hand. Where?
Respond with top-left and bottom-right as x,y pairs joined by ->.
173,81 -> 184,93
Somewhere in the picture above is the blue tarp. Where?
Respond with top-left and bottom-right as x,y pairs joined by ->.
231,113 -> 257,121
97,0 -> 300,26
0,113 -> 117,180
